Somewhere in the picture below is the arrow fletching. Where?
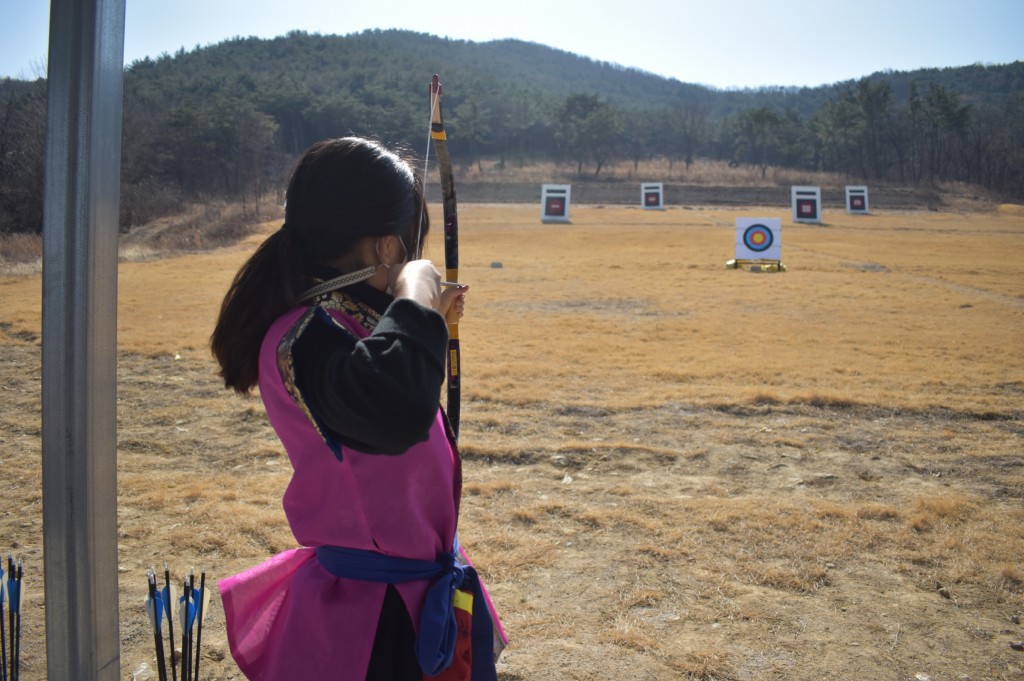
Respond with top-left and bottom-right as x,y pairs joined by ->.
200,586 -> 210,621
5,564 -> 18,616
179,587 -> 196,632
146,570 -> 163,632
162,582 -> 176,625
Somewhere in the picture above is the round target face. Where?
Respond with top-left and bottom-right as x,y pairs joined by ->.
743,224 -> 774,252
545,198 -> 565,215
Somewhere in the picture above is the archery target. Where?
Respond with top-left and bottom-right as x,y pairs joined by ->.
791,186 -> 821,223
743,224 -> 774,251
641,182 -> 664,209
541,184 -> 571,223
735,217 -> 781,261
846,185 -> 870,213
546,196 -> 565,215
797,199 -> 817,217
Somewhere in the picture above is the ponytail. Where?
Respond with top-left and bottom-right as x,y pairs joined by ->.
210,227 -> 303,393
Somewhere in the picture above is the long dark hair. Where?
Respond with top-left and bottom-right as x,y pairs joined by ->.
211,137 -> 428,393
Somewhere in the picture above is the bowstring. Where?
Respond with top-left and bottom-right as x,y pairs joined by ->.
417,82 -> 441,259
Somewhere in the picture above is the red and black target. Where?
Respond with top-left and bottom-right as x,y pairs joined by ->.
849,195 -> 865,210
742,223 -> 774,252
545,197 -> 565,216
644,192 -> 660,206
797,199 -> 818,218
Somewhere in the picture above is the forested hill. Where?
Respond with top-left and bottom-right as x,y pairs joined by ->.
1,29 -> 1022,234
124,29 -> 1023,120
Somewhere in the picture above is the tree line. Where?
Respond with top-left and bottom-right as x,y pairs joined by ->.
1,30 -> 1022,236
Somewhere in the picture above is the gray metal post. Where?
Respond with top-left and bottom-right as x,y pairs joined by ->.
41,0 -> 126,678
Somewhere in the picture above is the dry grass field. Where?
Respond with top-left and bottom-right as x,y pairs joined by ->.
1,201 -> 1022,680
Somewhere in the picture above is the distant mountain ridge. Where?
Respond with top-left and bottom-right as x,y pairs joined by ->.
127,29 -> 1023,118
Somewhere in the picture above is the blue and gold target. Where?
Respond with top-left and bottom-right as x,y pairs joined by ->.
742,224 -> 774,252
735,217 -> 781,261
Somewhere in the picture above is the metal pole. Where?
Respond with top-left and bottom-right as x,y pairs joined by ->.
41,0 -> 126,678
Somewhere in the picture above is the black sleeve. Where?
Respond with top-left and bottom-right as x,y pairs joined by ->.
292,298 -> 448,455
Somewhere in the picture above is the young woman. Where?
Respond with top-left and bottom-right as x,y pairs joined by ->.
211,137 -> 505,680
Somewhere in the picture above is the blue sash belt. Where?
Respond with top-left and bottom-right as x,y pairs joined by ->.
315,546 -> 496,680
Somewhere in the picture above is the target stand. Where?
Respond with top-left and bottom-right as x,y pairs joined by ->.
725,259 -> 787,272
846,185 -> 870,214
791,186 -> 822,224
641,182 -> 664,210
541,184 -> 571,223
726,218 -> 785,272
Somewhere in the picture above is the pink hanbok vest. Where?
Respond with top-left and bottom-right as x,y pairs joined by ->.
219,304 -> 504,680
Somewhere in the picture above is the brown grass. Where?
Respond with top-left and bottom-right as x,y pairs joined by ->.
458,157 -> 997,201
0,233 -> 42,276
460,156 -> 852,187
118,201 -> 277,261
0,203 -> 1022,679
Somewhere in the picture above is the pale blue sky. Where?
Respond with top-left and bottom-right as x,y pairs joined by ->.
2,0 -> 1021,88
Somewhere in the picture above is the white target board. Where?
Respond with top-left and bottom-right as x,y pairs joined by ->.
735,218 -> 782,261
791,185 -> 822,223
541,184 -> 571,223
641,182 -> 664,210
846,185 -> 870,214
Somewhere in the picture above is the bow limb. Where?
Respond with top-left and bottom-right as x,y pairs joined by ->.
430,74 -> 461,440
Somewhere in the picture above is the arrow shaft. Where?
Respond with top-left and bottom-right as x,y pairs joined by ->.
5,557 -> 13,681
193,570 -> 206,681
1,564 -> 7,681
10,561 -> 20,681
148,572 -> 169,681
164,566 -> 177,681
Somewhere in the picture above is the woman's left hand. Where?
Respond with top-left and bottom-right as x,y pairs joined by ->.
439,284 -> 468,324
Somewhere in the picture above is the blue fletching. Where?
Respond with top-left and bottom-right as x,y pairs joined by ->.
7,576 -> 19,614
179,593 -> 197,630
146,593 -> 163,633
162,584 -> 174,624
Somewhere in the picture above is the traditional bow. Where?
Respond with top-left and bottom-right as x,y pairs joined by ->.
427,74 -> 462,440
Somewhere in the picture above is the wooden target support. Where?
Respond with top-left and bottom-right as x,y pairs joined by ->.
725,259 -> 787,272
541,184 -> 571,223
